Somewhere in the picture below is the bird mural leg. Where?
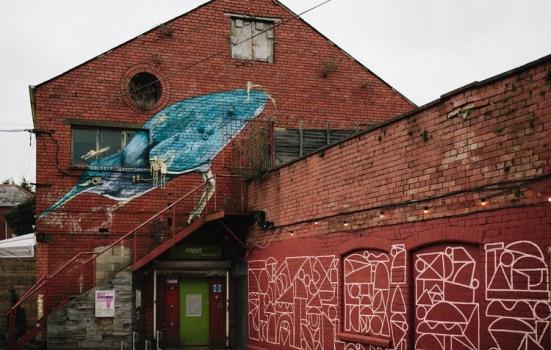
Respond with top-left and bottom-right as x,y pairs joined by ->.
188,169 -> 216,223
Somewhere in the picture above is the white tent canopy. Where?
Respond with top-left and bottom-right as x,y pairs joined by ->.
0,233 -> 35,258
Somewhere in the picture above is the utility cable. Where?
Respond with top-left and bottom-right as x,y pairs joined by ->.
35,0 -> 335,124
1,0 -> 335,176
266,172 -> 551,230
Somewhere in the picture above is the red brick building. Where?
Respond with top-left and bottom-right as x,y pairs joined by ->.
18,0 -> 413,349
246,56 -> 551,350
10,0 -> 550,349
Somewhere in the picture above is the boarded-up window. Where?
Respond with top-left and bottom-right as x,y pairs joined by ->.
274,128 -> 359,166
231,18 -> 274,62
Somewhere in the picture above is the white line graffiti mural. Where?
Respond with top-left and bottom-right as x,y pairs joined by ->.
248,241 -> 550,350
343,250 -> 391,336
485,241 -> 551,350
389,244 -> 407,350
342,244 -> 408,349
248,256 -> 339,350
414,246 -> 480,350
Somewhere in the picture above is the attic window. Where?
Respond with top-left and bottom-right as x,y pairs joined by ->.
231,18 -> 274,62
128,72 -> 162,110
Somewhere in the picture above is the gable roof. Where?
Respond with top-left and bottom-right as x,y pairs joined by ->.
0,185 -> 33,207
31,0 -> 414,106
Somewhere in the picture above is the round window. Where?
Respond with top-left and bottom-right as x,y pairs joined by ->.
128,72 -> 162,110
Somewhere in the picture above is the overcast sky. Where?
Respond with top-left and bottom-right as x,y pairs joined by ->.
1,0 -> 550,184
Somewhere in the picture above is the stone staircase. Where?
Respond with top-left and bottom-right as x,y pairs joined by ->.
47,268 -> 132,350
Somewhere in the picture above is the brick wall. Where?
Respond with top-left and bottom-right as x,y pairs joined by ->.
246,56 -> 551,349
0,258 -> 36,339
33,0 -> 413,280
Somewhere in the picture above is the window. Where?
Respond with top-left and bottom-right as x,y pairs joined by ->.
128,72 -> 162,110
71,127 -> 146,168
274,128 -> 359,165
231,18 -> 274,62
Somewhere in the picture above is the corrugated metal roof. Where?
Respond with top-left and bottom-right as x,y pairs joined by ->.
0,185 -> 33,207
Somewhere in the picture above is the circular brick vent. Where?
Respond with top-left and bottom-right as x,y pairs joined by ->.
128,72 -> 162,110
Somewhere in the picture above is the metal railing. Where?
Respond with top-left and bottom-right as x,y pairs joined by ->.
5,176 -> 230,349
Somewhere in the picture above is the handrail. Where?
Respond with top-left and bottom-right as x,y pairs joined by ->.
82,176 -> 213,266
6,177 -> 213,320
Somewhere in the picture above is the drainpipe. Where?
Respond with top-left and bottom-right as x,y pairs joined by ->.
153,270 -> 157,339
226,269 -> 230,347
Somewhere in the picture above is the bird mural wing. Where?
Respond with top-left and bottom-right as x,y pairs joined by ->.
41,89 -> 269,217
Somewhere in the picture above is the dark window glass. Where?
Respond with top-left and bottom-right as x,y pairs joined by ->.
99,129 -> 122,158
72,127 -> 146,167
129,72 -> 162,110
72,128 -> 97,166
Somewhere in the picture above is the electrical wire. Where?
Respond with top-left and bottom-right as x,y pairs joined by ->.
266,173 -> 551,230
1,0 -> 335,177
0,128 -> 33,133
42,0 -> 335,124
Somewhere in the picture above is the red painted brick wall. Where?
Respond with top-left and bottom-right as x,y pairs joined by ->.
33,0 -> 413,281
246,57 -> 551,349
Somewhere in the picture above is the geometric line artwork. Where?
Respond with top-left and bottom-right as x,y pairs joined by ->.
343,250 -> 391,337
389,244 -> 407,350
485,241 -> 551,350
248,255 -> 339,350
342,245 -> 408,350
414,246 -> 480,350
248,241 -> 550,350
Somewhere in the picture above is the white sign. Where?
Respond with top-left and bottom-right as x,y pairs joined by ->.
186,294 -> 202,317
95,290 -> 115,317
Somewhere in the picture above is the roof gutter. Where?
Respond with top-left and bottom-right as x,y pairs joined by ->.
29,85 -> 37,126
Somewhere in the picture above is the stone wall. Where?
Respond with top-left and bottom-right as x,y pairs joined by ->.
0,258 -> 35,340
47,268 -> 132,350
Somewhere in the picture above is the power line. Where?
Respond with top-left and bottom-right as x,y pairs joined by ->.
267,173 -> 551,230
49,0 -> 335,121
17,0 -> 335,178
1,0 -> 335,136
0,128 -> 33,133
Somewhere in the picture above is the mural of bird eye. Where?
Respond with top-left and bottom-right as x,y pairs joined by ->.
41,88 -> 269,219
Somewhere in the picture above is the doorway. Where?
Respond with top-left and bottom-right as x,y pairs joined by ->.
179,278 -> 209,346
167,275 -> 226,347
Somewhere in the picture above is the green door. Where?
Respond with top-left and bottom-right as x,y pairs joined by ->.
179,278 -> 209,345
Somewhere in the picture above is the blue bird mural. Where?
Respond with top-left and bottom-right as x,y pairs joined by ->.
42,87 -> 270,221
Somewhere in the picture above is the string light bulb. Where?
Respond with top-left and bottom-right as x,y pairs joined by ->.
480,198 -> 488,206
423,207 -> 429,214
343,221 -> 350,227
379,211 -> 385,219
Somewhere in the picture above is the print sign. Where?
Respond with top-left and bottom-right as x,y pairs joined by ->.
95,290 -> 116,317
